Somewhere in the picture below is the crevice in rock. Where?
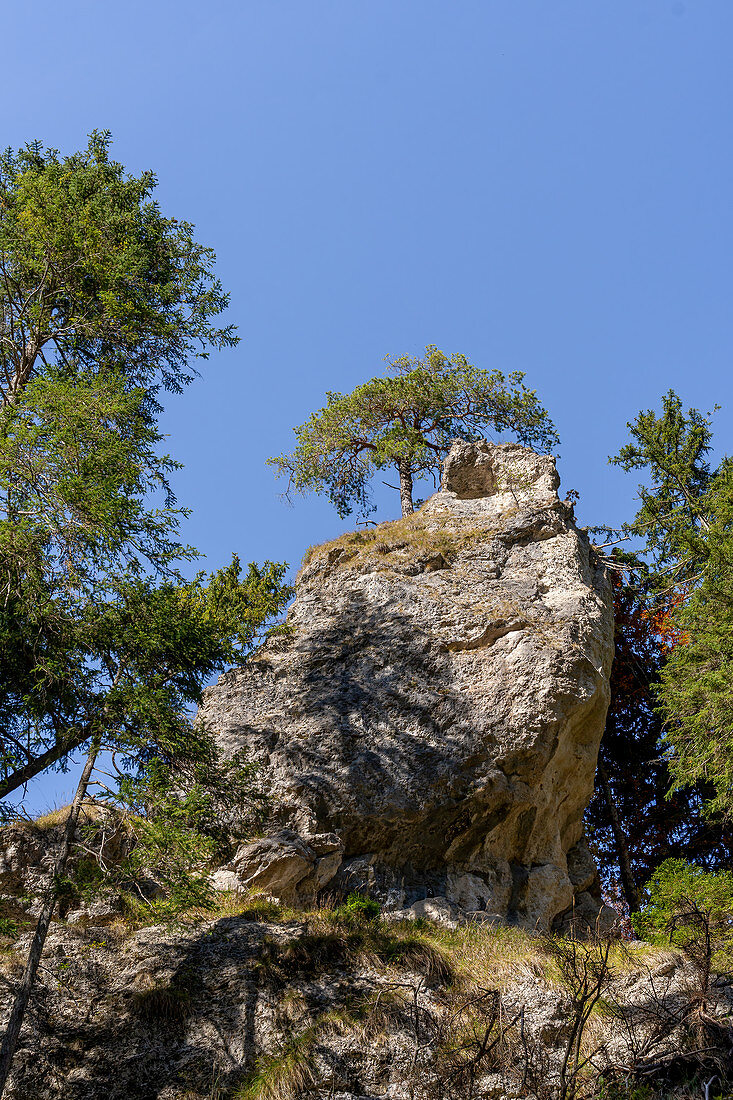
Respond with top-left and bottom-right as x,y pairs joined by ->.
445,622 -> 525,652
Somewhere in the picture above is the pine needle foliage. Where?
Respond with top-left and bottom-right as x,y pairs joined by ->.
0,130 -> 237,408
612,391 -> 733,818
269,345 -> 559,519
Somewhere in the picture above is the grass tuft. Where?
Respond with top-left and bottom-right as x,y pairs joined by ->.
20,803 -> 107,831
298,511 -> 497,578
131,981 -> 192,1023
256,910 -> 455,988
234,1010 -> 350,1100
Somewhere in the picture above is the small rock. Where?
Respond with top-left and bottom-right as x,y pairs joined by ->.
409,896 -> 461,928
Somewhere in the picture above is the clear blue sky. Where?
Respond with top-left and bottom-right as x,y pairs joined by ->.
4,0 -> 733,811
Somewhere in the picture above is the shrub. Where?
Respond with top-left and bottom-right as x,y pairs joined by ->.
633,859 -> 733,949
0,918 -> 18,940
634,858 -> 733,1003
332,892 -> 381,922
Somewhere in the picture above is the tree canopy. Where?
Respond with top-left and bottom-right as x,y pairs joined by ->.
611,391 -> 733,818
269,345 -> 559,519
0,134 -> 288,806
611,391 -> 716,598
0,130 -> 236,409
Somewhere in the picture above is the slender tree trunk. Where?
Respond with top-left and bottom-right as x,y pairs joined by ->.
397,460 -> 414,517
0,739 -> 99,1097
2,343 -> 38,408
0,733 -> 89,801
597,758 -> 641,913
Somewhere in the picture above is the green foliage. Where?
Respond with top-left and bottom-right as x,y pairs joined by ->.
114,766 -> 223,916
611,391 -> 717,597
653,460 -> 733,813
269,345 -> 559,518
0,919 -> 18,941
611,392 -> 733,817
0,130 -> 237,407
633,858 -> 733,959
73,731 -> 278,919
70,857 -> 105,904
0,495 -> 290,807
331,892 -> 380,922
0,369 -> 186,787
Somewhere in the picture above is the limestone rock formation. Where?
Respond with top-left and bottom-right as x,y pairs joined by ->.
0,907 -> 714,1100
200,440 -> 614,930
210,829 -> 343,904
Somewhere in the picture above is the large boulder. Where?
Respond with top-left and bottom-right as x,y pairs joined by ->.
200,441 -> 614,930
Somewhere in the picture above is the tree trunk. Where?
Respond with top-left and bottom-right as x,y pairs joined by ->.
0,732 -> 89,801
2,342 -> 38,408
0,739 -> 99,1097
597,758 -> 642,913
397,461 -> 414,517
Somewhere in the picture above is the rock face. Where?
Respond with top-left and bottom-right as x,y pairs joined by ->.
200,441 -> 614,930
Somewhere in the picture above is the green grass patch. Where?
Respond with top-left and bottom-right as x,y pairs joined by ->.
0,918 -> 18,940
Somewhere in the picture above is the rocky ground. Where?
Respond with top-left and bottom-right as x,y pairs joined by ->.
0,887 -> 730,1100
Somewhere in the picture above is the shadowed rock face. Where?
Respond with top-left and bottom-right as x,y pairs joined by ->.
200,441 -> 614,930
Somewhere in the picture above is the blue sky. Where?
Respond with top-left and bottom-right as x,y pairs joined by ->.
3,0 -> 733,811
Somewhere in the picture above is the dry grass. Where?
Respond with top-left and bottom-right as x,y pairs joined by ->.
240,919 -> 550,1100
420,920 -> 556,991
299,511 -> 497,577
131,980 -> 192,1023
0,952 -> 24,978
235,993 -> 413,1100
29,806 -> 72,830
165,891 -> 301,929
255,909 -> 455,988
12,802 -> 107,832
102,888 -> 299,939
235,1018 -> 324,1100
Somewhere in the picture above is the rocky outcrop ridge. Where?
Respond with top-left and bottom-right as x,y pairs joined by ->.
201,441 -> 614,930
0,906 -> 717,1100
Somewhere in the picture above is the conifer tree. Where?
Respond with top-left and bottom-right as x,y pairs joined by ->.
611,391 -> 733,820
586,575 -> 733,911
0,134 -> 290,1095
269,346 -> 559,519
0,132 -> 242,799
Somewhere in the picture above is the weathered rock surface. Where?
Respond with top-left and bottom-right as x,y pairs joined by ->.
211,829 -> 344,904
0,815 -> 128,921
0,909 -> 723,1100
200,441 -> 614,930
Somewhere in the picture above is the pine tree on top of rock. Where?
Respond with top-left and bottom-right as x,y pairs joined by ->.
268,346 -> 559,519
